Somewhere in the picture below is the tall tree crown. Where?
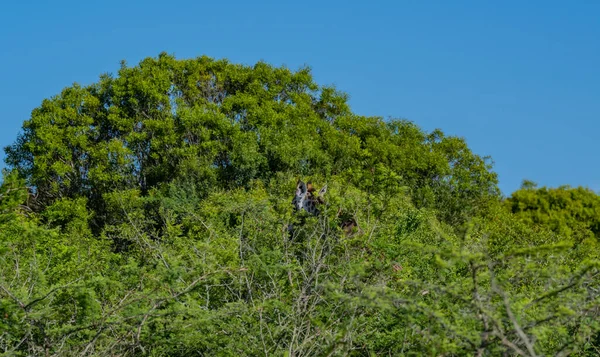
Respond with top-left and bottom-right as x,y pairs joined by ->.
5,53 -> 499,227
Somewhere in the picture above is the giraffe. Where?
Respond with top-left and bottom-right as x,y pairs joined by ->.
292,180 -> 327,216
291,180 -> 361,235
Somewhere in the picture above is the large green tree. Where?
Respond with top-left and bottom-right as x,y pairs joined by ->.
507,181 -> 600,239
5,53 -> 498,230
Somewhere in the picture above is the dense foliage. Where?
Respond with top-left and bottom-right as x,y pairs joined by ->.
507,181 -> 600,239
1,53 -> 599,356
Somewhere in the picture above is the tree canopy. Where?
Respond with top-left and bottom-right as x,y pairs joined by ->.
1,53 -> 599,356
507,181 -> 600,239
5,52 -> 498,228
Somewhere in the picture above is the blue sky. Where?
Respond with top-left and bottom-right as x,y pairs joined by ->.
1,0 -> 598,194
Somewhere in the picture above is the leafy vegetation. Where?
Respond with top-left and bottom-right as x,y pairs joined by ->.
507,180 -> 600,239
1,53 -> 599,356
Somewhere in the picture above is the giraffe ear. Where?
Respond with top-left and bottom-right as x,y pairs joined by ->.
318,185 -> 327,196
296,180 -> 307,196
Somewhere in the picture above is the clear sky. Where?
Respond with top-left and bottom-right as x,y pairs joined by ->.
1,1 -> 598,195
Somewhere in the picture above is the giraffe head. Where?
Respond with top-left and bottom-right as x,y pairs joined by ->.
290,180 -> 361,237
292,180 -> 327,215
